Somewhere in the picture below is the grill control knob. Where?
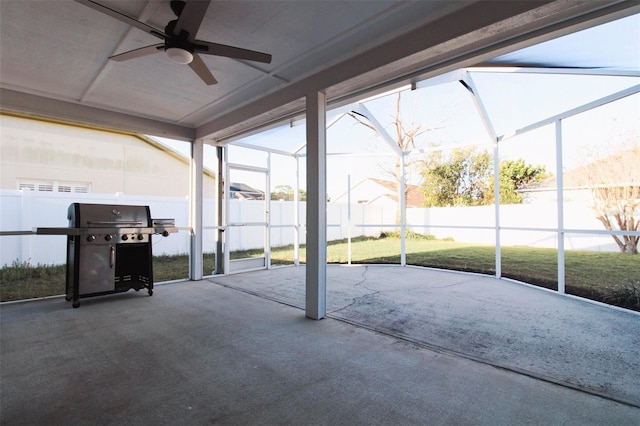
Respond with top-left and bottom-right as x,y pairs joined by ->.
137,234 -> 144,241
104,235 -> 112,241
86,235 -> 96,242
162,231 -> 170,237
121,234 -> 129,241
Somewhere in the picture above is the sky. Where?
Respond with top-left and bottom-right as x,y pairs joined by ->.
155,13 -> 640,200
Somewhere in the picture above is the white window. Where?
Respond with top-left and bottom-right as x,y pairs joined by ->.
17,179 -> 91,193
18,183 -> 36,191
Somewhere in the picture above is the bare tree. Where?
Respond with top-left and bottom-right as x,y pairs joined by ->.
584,142 -> 640,254
348,92 -> 437,224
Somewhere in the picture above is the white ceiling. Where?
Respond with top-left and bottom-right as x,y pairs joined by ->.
1,0 -> 638,143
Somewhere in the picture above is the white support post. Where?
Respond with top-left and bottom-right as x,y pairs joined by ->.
493,141 -> 501,279
266,153 -> 271,269
223,148 -> 231,275
215,146 -> 225,275
306,91 -> 327,320
190,139 -> 204,281
400,153 -> 407,267
556,120 -> 566,294
294,155 -> 300,266
347,175 -> 352,265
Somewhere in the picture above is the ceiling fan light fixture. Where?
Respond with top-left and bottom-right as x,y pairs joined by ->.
166,47 -> 193,64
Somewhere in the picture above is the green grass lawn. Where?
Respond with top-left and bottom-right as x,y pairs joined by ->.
2,236 -> 639,310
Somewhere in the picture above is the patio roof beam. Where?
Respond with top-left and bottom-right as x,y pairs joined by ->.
226,163 -> 269,174
0,89 -> 195,142
230,141 -> 295,158
414,69 -> 469,89
459,73 -> 499,143
498,83 -> 640,142
292,109 -> 354,157
351,104 -> 402,156
469,66 -> 640,78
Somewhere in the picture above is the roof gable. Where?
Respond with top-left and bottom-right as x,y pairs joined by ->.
334,177 -> 424,207
525,146 -> 640,191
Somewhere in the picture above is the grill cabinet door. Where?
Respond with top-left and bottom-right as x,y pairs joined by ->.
78,244 -> 116,295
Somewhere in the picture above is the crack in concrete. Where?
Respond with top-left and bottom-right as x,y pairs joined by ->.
330,266 -> 382,314
430,279 -> 470,289
354,265 -> 369,287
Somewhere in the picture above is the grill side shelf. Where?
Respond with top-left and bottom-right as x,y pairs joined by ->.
36,227 -> 179,236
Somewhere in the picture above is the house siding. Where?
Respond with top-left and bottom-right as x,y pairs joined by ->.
0,114 -> 215,197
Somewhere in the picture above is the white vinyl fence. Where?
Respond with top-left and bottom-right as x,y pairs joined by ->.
0,190 -> 394,266
407,202 -> 620,252
1,189 -> 619,267
1,190 -> 193,266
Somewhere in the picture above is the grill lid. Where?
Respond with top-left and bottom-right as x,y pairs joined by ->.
68,203 -> 151,228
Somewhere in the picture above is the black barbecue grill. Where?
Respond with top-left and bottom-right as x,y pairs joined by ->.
37,203 -> 177,308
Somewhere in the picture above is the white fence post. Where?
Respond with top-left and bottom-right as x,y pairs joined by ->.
21,189 -> 33,264
556,120 -> 566,294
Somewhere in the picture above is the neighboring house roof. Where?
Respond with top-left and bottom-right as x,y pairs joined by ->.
229,182 -> 265,200
333,177 -> 425,207
522,146 -> 640,192
368,178 -> 425,207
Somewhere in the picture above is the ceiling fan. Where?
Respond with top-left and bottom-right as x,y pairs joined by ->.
76,0 -> 272,85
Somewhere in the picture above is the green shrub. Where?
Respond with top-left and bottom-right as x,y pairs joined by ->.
379,230 -> 436,240
1,259 -> 63,282
603,281 -> 640,309
1,259 -> 66,302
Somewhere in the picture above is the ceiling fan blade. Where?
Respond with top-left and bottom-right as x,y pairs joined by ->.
109,44 -> 164,62
189,53 -> 217,85
195,41 -> 272,64
75,0 -> 166,39
172,0 -> 211,41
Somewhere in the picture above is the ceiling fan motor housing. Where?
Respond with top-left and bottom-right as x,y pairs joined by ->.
163,19 -> 194,64
164,34 -> 194,53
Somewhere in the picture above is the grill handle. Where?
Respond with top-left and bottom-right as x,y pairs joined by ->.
110,246 -> 115,268
86,221 -> 144,226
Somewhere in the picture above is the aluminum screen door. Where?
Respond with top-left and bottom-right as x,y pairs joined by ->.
224,164 -> 270,273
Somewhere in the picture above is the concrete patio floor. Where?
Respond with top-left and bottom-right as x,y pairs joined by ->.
1,265 -> 639,425
211,265 -> 640,407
